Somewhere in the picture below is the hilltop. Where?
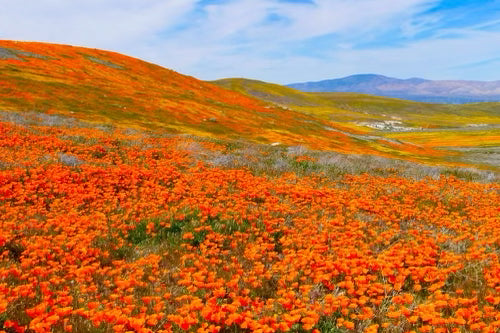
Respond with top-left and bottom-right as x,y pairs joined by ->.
288,74 -> 500,104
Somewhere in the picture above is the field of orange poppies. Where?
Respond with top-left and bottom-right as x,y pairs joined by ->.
0,114 -> 499,333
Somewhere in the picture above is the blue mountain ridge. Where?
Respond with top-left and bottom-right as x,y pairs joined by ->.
287,74 -> 500,104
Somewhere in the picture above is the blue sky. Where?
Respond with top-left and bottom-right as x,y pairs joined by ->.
1,0 -> 499,83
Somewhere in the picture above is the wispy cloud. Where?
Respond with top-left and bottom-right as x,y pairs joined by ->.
331,29 -> 500,80
1,0 -> 499,82
0,0 -> 197,48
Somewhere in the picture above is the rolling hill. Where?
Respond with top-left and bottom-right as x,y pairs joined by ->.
213,78 -> 500,127
0,40 -> 374,152
1,41 -> 499,169
288,74 -> 500,103
0,40 -> 464,166
212,78 -> 500,169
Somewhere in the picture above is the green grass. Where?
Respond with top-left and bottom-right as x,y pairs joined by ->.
211,78 -> 500,128
211,78 -> 500,170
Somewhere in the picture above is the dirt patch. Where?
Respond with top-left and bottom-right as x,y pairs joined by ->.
84,55 -> 124,69
15,49 -> 49,59
0,47 -> 22,60
0,47 -> 48,61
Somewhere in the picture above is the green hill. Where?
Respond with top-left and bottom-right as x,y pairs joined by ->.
212,78 -> 500,128
212,78 -> 500,169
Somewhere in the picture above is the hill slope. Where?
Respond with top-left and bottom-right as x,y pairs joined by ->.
0,40 -> 461,165
212,78 -> 500,169
214,78 -> 500,127
0,40 -> 359,151
288,74 -> 500,103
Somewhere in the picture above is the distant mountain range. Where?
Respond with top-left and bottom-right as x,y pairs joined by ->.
287,74 -> 500,104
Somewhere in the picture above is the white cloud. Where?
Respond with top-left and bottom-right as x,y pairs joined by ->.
274,0 -> 438,40
0,0 -> 197,49
291,28 -> 500,82
135,0 -> 441,78
0,0 -> 498,82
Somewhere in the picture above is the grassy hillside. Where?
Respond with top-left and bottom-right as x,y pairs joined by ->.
213,78 -> 500,127
212,78 -> 500,169
0,41 -> 328,143
0,40 -> 470,167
